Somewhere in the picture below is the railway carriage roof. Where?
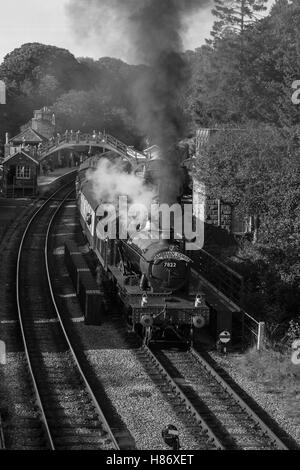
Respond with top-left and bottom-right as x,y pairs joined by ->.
80,180 -> 99,211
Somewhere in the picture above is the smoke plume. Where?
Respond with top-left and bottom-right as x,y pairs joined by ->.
66,0 -> 207,152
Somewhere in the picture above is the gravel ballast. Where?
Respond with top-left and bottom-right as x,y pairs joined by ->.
86,345 -> 202,450
0,353 -> 42,449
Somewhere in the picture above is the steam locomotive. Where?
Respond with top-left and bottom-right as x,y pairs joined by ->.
76,150 -> 209,344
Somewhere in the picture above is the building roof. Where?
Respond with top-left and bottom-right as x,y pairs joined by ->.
9,127 -> 48,145
4,150 -> 39,166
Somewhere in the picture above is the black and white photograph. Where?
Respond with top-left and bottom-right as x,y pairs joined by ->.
0,0 -> 299,456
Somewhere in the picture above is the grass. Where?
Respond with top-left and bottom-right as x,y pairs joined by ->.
237,344 -> 300,386
235,344 -> 300,422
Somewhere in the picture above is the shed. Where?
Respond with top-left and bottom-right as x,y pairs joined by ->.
2,150 -> 39,197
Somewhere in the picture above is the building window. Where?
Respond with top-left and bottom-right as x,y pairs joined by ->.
16,165 -> 31,179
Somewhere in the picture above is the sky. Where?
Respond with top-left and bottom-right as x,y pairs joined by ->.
0,0 -> 213,64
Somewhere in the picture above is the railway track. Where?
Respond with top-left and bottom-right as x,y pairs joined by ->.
16,183 -> 119,450
147,346 -> 291,450
33,190 -> 293,451
132,344 -> 223,450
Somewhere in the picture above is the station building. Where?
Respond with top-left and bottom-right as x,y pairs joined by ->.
1,107 -> 55,197
2,150 -> 39,197
4,106 -> 55,160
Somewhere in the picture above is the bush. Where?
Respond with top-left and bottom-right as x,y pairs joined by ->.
286,318 -> 300,345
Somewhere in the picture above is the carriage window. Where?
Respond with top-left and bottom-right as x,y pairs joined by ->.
16,165 -> 31,179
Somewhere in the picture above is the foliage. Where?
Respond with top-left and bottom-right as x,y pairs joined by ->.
0,43 -> 91,137
286,319 -> 300,344
0,44 -> 144,143
184,0 -> 300,127
235,345 -> 300,408
208,0 -> 268,45
195,125 -> 300,327
52,88 -> 142,146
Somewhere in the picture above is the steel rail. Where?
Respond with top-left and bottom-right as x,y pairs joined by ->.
45,191 -> 120,450
0,414 -> 5,450
141,345 -> 225,450
16,183 -> 72,450
190,348 -> 290,450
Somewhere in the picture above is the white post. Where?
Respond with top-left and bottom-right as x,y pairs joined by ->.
257,322 -> 265,351
0,341 -> 6,365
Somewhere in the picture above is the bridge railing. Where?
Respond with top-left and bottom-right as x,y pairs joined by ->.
37,130 -> 146,162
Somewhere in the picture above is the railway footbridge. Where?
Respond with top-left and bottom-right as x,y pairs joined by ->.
38,130 -> 147,170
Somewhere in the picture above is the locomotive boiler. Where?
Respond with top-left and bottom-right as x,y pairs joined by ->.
77,150 -> 210,344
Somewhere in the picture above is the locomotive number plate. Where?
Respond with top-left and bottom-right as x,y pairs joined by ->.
163,262 -> 177,269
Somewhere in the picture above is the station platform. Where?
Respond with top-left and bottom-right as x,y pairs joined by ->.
37,167 -> 77,187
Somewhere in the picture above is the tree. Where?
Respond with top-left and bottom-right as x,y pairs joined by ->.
195,125 -> 300,323
208,0 -> 268,46
0,44 -> 145,144
183,0 -> 300,127
0,43 -> 87,96
38,75 -> 60,105
242,0 -> 300,126
52,88 -> 142,145
0,43 -> 96,138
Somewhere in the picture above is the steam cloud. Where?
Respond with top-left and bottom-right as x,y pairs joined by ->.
87,158 -> 156,233
66,0 -> 207,153
87,158 -> 154,208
